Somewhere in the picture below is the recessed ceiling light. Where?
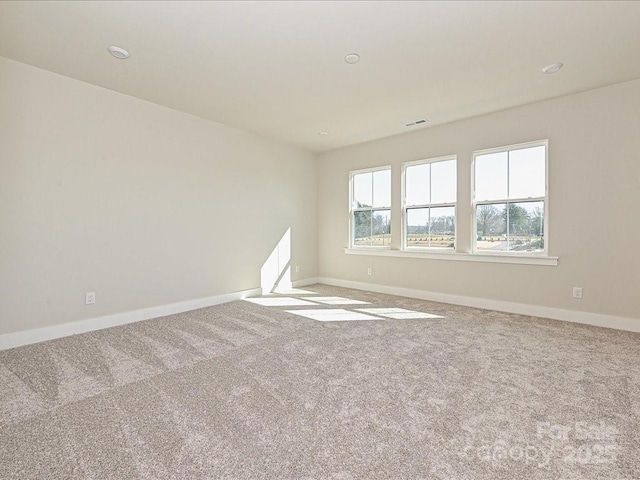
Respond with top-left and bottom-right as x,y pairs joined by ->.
108,46 -> 130,59
318,131 -> 329,137
344,53 -> 360,65
542,63 -> 563,74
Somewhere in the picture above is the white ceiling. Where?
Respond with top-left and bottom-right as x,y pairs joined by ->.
1,1 -> 640,153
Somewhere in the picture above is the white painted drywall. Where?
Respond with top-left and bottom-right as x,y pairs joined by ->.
0,56 -> 317,336
317,79 -> 640,321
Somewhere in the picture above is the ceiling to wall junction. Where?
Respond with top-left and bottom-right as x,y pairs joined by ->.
1,1 -> 640,153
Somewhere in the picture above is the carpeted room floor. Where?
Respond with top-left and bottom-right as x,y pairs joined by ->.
1,284 -> 638,479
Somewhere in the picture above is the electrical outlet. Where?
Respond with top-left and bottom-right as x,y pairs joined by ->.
85,292 -> 96,305
367,267 -> 373,276
572,287 -> 583,299
295,265 -> 300,273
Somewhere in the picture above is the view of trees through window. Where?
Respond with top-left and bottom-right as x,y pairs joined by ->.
353,209 -> 391,246
474,143 -> 546,253
406,207 -> 455,247
476,202 -> 544,251
349,142 -> 547,254
351,168 -> 391,246
404,158 -> 456,248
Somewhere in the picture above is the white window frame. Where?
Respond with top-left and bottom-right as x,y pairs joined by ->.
471,140 -> 549,256
401,155 -> 457,252
348,165 -> 392,249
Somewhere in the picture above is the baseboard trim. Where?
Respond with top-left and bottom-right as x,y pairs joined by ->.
0,287 -> 262,350
292,277 -> 321,288
5,276 -> 634,349
315,277 -> 640,333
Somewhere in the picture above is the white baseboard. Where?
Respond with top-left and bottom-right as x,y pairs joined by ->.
5,276 -> 635,350
292,277 -> 321,288
315,277 -> 640,333
0,287 -> 262,350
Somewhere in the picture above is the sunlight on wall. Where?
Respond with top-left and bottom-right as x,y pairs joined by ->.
260,228 -> 292,294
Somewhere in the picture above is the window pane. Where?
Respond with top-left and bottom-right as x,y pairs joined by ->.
406,207 -> 455,248
372,169 -> 391,208
406,208 -> 429,247
429,206 -> 455,248
372,210 -> 391,246
430,160 -> 457,204
509,146 -> 545,199
353,172 -> 372,208
475,202 -> 544,252
353,210 -> 372,246
405,164 -> 429,206
475,152 -> 507,201
476,203 -> 508,251
507,201 -> 544,252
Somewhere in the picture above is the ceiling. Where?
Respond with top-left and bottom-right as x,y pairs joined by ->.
1,1 -> 640,153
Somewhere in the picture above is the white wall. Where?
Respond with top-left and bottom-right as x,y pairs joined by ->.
318,79 -> 640,321
0,56 -> 317,336
2,54 -> 639,339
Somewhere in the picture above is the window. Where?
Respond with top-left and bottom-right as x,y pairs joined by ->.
402,156 -> 456,249
350,167 -> 391,247
473,141 -> 547,254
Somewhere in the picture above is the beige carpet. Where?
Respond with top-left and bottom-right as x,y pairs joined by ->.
1,284 -> 639,479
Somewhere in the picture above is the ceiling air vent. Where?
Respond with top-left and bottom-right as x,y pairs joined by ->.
405,119 -> 427,127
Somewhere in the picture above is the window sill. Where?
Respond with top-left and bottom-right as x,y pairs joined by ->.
344,248 -> 558,266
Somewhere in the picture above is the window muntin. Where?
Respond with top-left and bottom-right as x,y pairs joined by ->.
473,142 -> 547,254
350,167 -> 391,247
403,157 -> 456,249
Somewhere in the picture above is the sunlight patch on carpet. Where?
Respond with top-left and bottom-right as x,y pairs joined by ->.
305,296 -> 370,305
285,309 -> 381,322
270,288 -> 318,295
245,297 -> 318,307
356,308 -> 444,320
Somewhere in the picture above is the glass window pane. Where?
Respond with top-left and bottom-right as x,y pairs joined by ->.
405,164 -> 429,206
475,152 -> 507,201
372,210 -> 391,246
509,146 -> 545,199
476,203 -> 508,251
406,208 -> 429,247
429,206 -> 455,248
353,211 -> 372,246
507,201 -> 544,252
372,169 -> 391,208
353,172 -> 372,208
430,160 -> 457,204
475,202 -> 544,252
